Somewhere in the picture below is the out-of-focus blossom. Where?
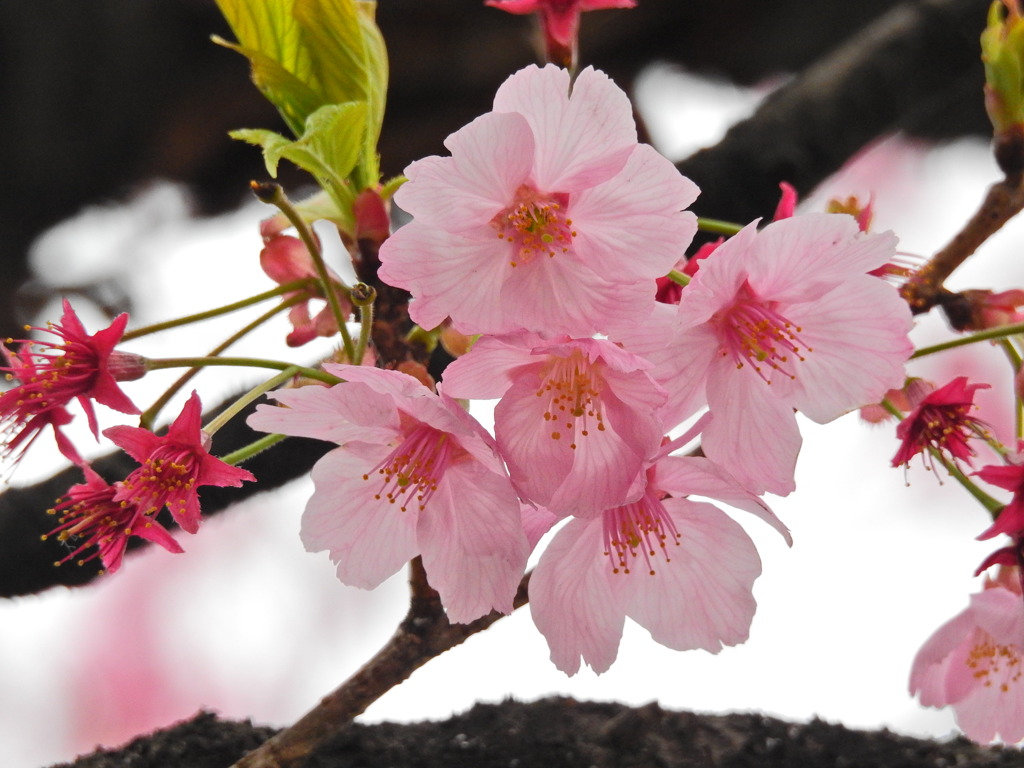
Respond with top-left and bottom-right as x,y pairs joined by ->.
910,573 -> 1024,744
529,454 -> 790,674
247,365 -> 529,623
486,0 -> 636,68
442,332 -> 665,515
891,377 -> 992,473
259,232 -> 352,348
44,466 -> 182,574
860,377 -> 933,424
104,392 -> 255,535
612,214 -> 914,495
826,194 -> 874,232
0,299 -> 144,466
378,64 -> 698,337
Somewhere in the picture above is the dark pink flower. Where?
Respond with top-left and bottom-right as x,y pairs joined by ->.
44,466 -> 182,574
891,377 -> 991,472
0,299 -> 144,466
977,460 -> 1024,542
486,0 -> 636,67
103,392 -> 255,535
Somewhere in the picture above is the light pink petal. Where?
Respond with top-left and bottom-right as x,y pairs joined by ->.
247,383 -> 398,445
300,446 -> 420,589
529,516 -> 626,674
521,502 -> 560,550
784,277 -> 913,423
610,303 -> 716,429
619,499 -> 760,653
324,364 -> 435,401
394,112 -> 535,234
745,215 -> 898,302
570,144 -> 699,281
377,221 -> 516,333
416,459 -> 528,623
493,65 -> 636,191
909,605 -> 979,707
675,223 -> 761,321
497,371 -> 657,515
703,362 -> 801,496
495,251 -> 655,336
439,334 -> 543,400
654,455 -> 792,545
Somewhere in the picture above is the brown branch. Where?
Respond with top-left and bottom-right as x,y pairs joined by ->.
901,175 -> 1024,313
231,561 -> 532,768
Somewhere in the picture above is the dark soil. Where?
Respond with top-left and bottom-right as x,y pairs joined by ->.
54,697 -> 1024,768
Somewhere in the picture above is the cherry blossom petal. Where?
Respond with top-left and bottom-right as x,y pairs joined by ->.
493,65 -> 636,191
395,112 -> 535,233
618,499 -> 760,653
530,516 -> 627,674
571,144 -> 699,281
300,446 -> 420,590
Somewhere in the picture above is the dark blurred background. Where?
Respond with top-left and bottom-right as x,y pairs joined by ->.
0,0 -> 993,340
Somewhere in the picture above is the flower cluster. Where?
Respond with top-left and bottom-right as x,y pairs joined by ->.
245,63 -> 914,676
1,299 -> 144,467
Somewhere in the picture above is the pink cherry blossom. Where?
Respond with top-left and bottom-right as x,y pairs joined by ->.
246,365 -> 529,623
0,298 -> 144,466
891,377 -> 992,473
44,465 -> 182,574
528,454 -> 790,674
486,0 -> 636,67
612,213 -> 914,495
378,64 -> 699,337
103,391 -> 255,535
442,333 -> 666,515
910,579 -> 1024,743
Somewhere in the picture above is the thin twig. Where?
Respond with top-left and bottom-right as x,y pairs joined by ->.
231,561 -> 532,768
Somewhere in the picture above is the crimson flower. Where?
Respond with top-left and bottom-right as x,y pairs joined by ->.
976,460 -> 1024,542
0,299 -> 144,466
103,392 -> 255,534
44,465 -> 182,574
487,0 -> 636,67
891,376 -> 991,472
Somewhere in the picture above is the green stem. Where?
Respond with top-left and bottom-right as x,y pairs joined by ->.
121,280 -> 313,342
146,356 -> 341,385
257,183 -> 357,363
999,338 -> 1024,442
139,297 -> 303,430
204,367 -> 302,437
911,320 -> 1024,358
220,433 -> 288,467
696,217 -> 743,236
351,283 -> 376,365
666,269 -> 690,288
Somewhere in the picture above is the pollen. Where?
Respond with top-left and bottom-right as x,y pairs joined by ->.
602,492 -> 681,576
535,350 -> 605,447
492,185 -> 575,267
713,279 -> 810,383
365,423 -> 457,512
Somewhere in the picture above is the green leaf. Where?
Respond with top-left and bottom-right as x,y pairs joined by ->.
231,102 -> 368,227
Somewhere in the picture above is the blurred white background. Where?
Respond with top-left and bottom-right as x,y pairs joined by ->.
3,64 -> 1023,767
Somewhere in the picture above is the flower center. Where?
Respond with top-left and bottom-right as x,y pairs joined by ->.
492,185 -> 576,267
602,490 -> 680,576
537,350 -> 605,450
121,448 -> 198,516
364,423 -> 457,512
965,630 -> 1024,694
713,279 -> 810,382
